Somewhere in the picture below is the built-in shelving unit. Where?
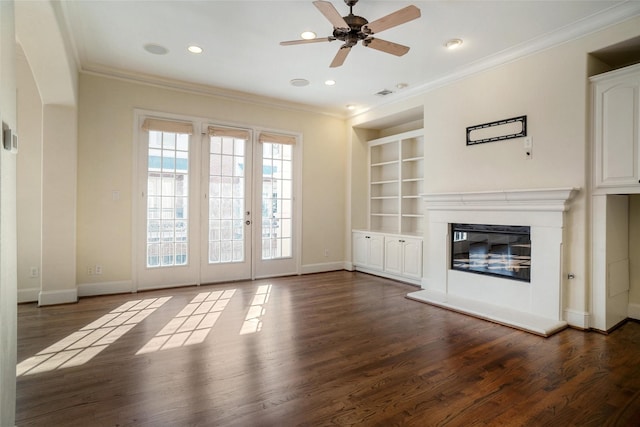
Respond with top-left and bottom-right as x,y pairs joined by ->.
368,129 -> 424,235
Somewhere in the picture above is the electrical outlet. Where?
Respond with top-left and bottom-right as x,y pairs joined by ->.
95,265 -> 103,275
29,267 -> 39,278
88,266 -> 94,275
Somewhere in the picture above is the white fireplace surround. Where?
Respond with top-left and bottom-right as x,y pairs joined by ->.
408,188 -> 578,336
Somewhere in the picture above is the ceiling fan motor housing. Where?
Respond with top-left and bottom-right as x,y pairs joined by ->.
333,14 -> 369,46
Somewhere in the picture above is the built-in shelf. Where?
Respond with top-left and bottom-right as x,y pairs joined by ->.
368,129 -> 424,235
371,180 -> 399,185
372,160 -> 400,167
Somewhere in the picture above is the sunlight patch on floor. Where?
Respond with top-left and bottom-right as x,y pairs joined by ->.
136,289 -> 236,354
17,297 -> 172,376
240,284 -> 271,335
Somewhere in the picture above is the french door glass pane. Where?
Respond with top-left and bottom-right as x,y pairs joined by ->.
146,131 -> 189,268
209,136 -> 245,264
261,142 -> 293,260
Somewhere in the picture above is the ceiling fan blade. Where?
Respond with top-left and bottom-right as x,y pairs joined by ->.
363,5 -> 421,35
313,1 -> 349,31
365,38 -> 410,56
280,37 -> 334,46
330,46 -> 351,68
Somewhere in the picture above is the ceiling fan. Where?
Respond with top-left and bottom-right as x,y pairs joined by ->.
280,0 -> 421,68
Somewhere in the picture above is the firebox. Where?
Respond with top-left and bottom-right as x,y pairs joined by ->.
451,223 -> 531,282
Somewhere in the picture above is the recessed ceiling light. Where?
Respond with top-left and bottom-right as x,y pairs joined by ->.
301,31 -> 317,40
144,43 -> 169,55
396,83 -> 408,89
324,80 -> 336,86
290,78 -> 310,87
187,45 -> 203,54
445,38 -> 463,50
346,104 -> 356,110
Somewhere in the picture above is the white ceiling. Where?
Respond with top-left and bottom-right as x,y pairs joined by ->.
60,0 -> 640,117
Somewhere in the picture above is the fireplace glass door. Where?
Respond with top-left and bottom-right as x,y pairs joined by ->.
451,223 -> 531,282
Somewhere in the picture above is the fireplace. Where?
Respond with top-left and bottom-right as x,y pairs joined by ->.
408,188 -> 578,336
451,223 -> 531,282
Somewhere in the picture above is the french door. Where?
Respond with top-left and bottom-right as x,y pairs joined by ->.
135,114 -> 298,290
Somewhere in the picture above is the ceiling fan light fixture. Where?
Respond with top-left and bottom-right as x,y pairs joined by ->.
301,31 -> 317,40
445,38 -> 463,50
187,45 -> 203,54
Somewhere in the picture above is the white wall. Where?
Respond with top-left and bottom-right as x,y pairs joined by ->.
0,1 -> 17,424
76,73 -> 347,287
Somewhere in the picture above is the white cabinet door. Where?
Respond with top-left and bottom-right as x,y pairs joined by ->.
384,236 -> 422,279
384,238 -> 402,275
593,68 -> 640,189
352,232 -> 384,271
401,237 -> 423,279
368,234 -> 385,271
353,232 -> 369,267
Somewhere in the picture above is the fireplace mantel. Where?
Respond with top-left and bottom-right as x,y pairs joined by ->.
421,188 -> 577,212
408,187 -> 579,336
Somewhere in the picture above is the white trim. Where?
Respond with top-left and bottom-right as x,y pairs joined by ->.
137,281 -> 197,292
69,3 -> 640,121
38,289 -> 78,306
350,2 -> 640,120
628,303 -> 640,321
354,266 -> 422,286
421,188 -> 578,212
78,281 -> 134,297
18,288 -> 40,303
82,67 -> 345,119
300,262 -> 346,275
564,308 -> 591,329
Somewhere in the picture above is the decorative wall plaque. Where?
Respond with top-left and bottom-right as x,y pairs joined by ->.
466,115 -> 527,146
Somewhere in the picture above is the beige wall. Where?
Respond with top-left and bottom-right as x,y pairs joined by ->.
16,45 -> 42,302
0,1 -> 17,424
347,16 -> 640,324
76,73 -> 347,286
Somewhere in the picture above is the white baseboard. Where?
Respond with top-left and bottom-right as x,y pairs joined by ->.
300,262 -> 346,275
628,303 -> 640,320
78,280 -> 134,297
18,287 -> 40,303
38,288 -> 78,306
564,309 -> 590,329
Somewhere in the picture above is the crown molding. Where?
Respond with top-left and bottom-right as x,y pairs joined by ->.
351,1 -> 640,121
80,65 -> 347,121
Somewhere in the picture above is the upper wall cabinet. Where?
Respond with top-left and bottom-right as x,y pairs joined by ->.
368,129 -> 424,234
591,63 -> 640,192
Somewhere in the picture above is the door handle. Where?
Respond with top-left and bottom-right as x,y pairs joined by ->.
245,220 -> 251,225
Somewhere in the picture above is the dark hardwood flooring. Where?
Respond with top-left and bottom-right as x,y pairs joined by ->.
15,271 -> 640,426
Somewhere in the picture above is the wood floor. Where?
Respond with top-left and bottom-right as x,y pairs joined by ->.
15,271 -> 640,426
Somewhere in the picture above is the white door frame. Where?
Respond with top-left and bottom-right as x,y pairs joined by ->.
132,110 -> 302,290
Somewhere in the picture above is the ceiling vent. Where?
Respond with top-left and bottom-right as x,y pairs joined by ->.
375,89 -> 394,96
